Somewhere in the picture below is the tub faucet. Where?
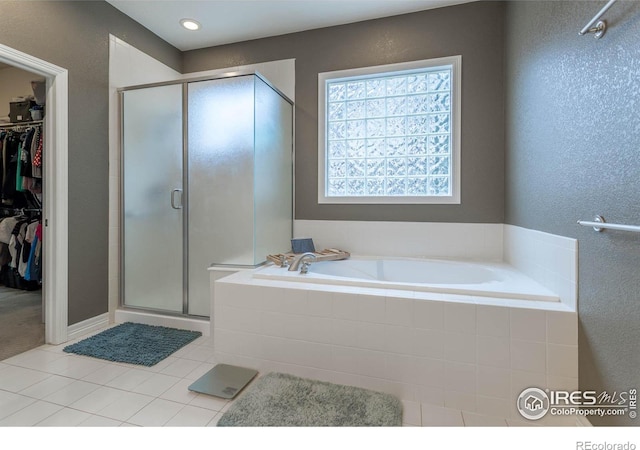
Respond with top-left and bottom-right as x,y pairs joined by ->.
288,252 -> 317,273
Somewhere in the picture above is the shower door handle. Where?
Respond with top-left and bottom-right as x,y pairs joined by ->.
170,189 -> 183,209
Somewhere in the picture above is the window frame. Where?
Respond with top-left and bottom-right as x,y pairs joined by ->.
317,55 -> 461,204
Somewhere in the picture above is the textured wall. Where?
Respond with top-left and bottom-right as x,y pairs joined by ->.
0,1 -> 181,325
184,1 -> 506,223
505,1 -> 640,426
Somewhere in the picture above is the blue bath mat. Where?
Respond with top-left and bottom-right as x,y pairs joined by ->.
63,322 -> 201,366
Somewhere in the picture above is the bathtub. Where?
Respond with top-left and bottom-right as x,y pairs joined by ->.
253,256 -> 559,302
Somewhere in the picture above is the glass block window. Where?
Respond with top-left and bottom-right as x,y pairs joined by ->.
319,56 -> 461,204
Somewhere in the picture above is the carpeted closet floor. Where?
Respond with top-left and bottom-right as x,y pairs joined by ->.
0,287 -> 43,361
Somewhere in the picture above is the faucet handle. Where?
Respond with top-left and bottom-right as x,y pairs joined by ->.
280,255 -> 289,268
300,261 -> 312,274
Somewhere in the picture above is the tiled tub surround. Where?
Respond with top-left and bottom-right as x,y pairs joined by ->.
294,221 -> 578,309
213,271 -> 578,421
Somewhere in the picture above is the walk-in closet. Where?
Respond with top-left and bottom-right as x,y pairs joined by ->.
0,63 -> 45,360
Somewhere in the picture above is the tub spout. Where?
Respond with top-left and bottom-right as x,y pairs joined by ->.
288,252 -> 317,272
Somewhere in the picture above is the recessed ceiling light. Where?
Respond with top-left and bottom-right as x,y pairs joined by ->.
180,19 -> 201,31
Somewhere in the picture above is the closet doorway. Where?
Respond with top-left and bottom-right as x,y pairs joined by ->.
0,62 -> 45,359
0,43 -> 69,348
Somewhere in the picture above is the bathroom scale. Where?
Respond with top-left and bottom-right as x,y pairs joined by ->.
188,364 -> 258,399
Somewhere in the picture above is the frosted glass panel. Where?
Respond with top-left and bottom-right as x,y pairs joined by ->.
254,77 -> 293,264
122,85 -> 183,312
187,76 -> 255,316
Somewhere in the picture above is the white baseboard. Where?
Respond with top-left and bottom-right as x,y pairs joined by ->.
115,309 -> 210,336
67,313 -> 110,341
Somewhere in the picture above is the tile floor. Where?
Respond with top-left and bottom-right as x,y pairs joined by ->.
0,325 -> 579,427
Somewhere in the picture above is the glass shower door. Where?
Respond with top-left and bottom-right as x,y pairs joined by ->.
122,84 -> 184,313
187,76 -> 256,317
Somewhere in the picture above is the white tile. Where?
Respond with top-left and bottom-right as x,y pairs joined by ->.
330,319 -> 359,347
546,311 -> 578,345
443,332 -> 476,364
547,375 -> 578,392
356,322 -> 387,352
280,288 -> 308,315
207,412 -> 222,426
160,378 -> 200,404
445,303 -> 476,334
475,396 -> 511,419
476,335 -> 510,368
412,328 -> 444,359
184,362 -> 215,381
306,289 -> 332,317
0,390 -> 36,420
44,356 -> 107,379
332,292 -> 360,321
78,415 -> 123,427
291,315 -> 333,344
19,374 -> 76,399
260,311 -> 287,337
2,349 -> 66,371
36,407 -> 92,426
384,324 -> 414,354
476,305 -> 509,337
189,393 -> 229,412
41,380 -> 99,406
445,390 -> 476,412
105,368 -> 153,391
476,366 -> 510,399
81,363 -> 130,385
97,391 -> 154,422
357,375 -> 408,400
355,349 -> 387,379
462,412 -> 508,426
0,400 -> 61,426
413,299 -> 444,330
383,353 -> 416,384
181,345 -> 217,362
160,358 -> 207,378
0,365 -> 51,392
421,403 -> 464,426
401,400 -> 422,426
510,339 -> 546,374
506,418 -> 541,427
331,346 -> 359,374
547,344 -> 578,378
414,357 -> 445,388
444,361 -> 476,394
416,386 -> 445,406
70,386 -> 126,414
356,294 -> 386,324
510,309 -> 546,343
385,296 -> 413,326
128,398 -> 185,427
130,373 -> 181,397
165,405 -> 218,427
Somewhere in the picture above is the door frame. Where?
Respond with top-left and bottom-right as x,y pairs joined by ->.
0,43 -> 69,345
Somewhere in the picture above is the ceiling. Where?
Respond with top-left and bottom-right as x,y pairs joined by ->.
106,0 -> 475,51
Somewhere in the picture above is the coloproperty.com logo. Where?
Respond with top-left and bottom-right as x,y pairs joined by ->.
517,387 -> 637,420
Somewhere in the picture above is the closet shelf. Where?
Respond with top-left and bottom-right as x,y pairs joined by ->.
0,120 -> 43,128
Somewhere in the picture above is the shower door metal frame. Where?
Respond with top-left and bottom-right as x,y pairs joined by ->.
118,71 -> 294,318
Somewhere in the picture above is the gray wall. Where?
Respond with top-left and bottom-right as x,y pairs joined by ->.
505,1 -> 640,426
0,1 -> 181,325
184,1 -> 506,223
